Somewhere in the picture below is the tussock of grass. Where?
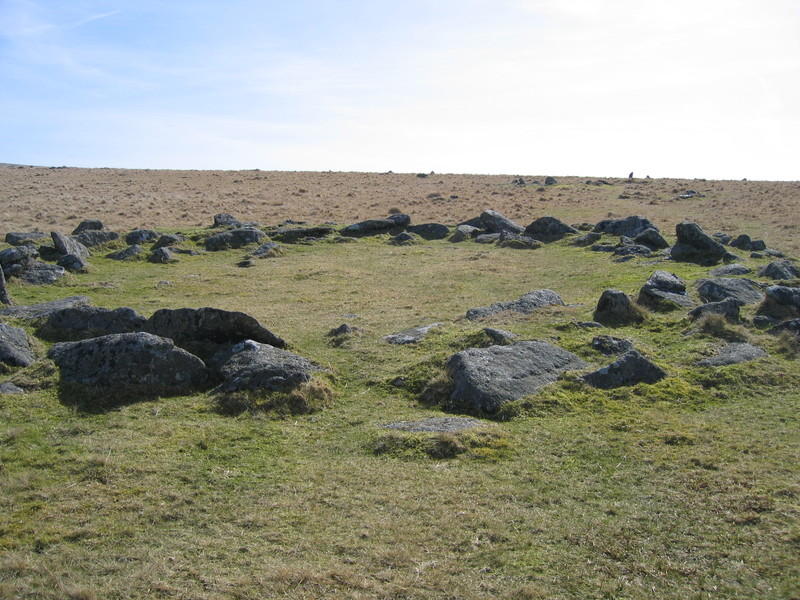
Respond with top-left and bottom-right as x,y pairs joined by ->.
775,330 -> 800,358
693,313 -> 751,342
370,429 -> 512,461
214,378 -> 334,416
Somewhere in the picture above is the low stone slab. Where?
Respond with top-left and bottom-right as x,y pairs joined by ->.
582,350 -> 666,389
17,262 -> 67,285
0,323 -> 36,368
0,382 -> 24,394
759,260 -> 800,281
340,214 -> 410,237
106,245 -> 143,261
384,323 -> 442,344
383,417 -> 484,433
271,225 -> 335,243
74,230 -> 120,247
37,306 -> 147,341
125,229 -> 159,245
212,340 -> 318,393
466,290 -> 564,320
407,223 -> 450,240
696,343 -> 767,367
0,296 -> 91,320
710,263 -> 751,277
688,297 -> 742,322
696,278 -> 764,305
5,232 -> 47,246
591,335 -> 633,355
593,216 -> 656,238
205,228 -> 265,251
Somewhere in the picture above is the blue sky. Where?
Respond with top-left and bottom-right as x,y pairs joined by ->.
1,0 -> 799,179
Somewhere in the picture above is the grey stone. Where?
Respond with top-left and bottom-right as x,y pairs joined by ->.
670,222 -> 727,265
5,231 -> 47,246
729,234 -> 752,250
475,233 -> 501,244
582,350 -> 666,388
591,335 -> 633,355
0,323 -> 36,367
389,232 -> 418,246
571,232 -> 602,247
0,245 -> 39,277
753,315 -> 777,329
327,324 -> 353,337
49,332 -> 208,397
712,232 -> 732,245
74,230 -> 119,247
407,223 -> 450,240
0,296 -> 91,320
613,244 -> 651,257
593,289 -> 644,325
769,319 -> 800,337
446,341 -> 587,413
523,217 -> 578,242
213,213 -> 241,228
125,229 -> 159,245
637,271 -> 694,310
496,233 -> 543,250
466,289 -> 564,320
479,209 -> 524,234
57,254 -> 88,273
0,266 -> 11,306
590,243 -> 617,252
449,224 -> 480,242
51,232 -> 89,259
751,252 -> 765,259
271,225 -> 335,243
696,343 -> 766,367
696,278 -> 764,305
758,285 -> 800,319
153,234 -> 185,249
37,306 -> 147,341
751,240 -> 766,251
759,260 -> 800,281
634,228 -> 669,250
688,297 -> 742,322
0,382 -> 24,394
71,219 -> 104,234
593,216 -> 656,238
205,228 -> 265,251
106,245 -> 143,261
383,417 -> 484,433
483,328 -> 517,345
149,247 -> 177,264
145,307 -> 286,361
340,214 -> 410,237
710,263 -> 751,277
544,176 -> 557,185
250,241 -> 283,258
211,340 -> 317,393
384,323 -> 442,344
18,262 -> 67,285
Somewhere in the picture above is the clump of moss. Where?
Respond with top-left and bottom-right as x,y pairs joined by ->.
215,378 -> 334,417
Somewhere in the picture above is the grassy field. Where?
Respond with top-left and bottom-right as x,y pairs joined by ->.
1,210 -> 799,598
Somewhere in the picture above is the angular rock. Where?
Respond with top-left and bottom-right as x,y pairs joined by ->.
696,278 -> 764,305
696,343 -> 766,367
758,285 -> 800,319
593,290 -> 644,325
571,232 -> 602,247
72,219 -> 104,235
523,217 -> 578,242
205,228 -> 265,251
759,260 -> 800,281
145,307 -> 286,361
449,224 -> 480,242
475,233 -> 501,244
49,332 -> 208,397
634,228 -> 669,250
407,223 -> 450,240
17,262 -> 66,285
751,240 -> 767,251
0,245 -> 39,277
74,230 -> 119,247
340,214 -> 410,237
212,340 -> 317,393
57,254 -> 88,273
38,306 -> 147,341
384,323 -> 442,344
670,222 -> 727,265
637,271 -> 693,310
271,225 -> 335,243
389,232 -> 418,246
51,232 -> 89,259
591,335 -> 633,355
613,244 -> 651,257
712,232 -> 732,245
544,176 -> 557,185
688,297 -> 742,322
496,233 -> 543,250
0,267 -> 11,306
0,323 -> 36,367
0,296 -> 91,320
383,417 -> 483,433
213,213 -> 241,228
710,263 -> 751,277
729,234 -> 752,250
149,247 -> 177,264
466,289 -> 564,320
125,229 -> 159,245
446,341 -> 587,413
479,209 -> 524,234
106,245 -> 143,261
582,350 -> 666,389
0,382 -> 24,395
483,328 -> 517,345
153,233 -> 185,249
593,216 -> 656,238
5,231 -> 47,246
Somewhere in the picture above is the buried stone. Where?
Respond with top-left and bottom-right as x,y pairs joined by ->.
384,323 -> 442,344
696,278 -> 764,305
582,350 -> 666,389
696,343 -> 767,367
688,297 -> 742,322
466,289 -> 564,320
523,216 -> 578,242
383,417 -> 484,433
0,296 -> 91,320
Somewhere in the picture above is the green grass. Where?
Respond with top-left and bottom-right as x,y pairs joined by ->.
1,231 -> 798,599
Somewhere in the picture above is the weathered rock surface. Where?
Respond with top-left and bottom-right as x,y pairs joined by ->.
729,234 -> 752,250
106,245 -> 143,261
593,290 -> 644,325
710,263 -> 751,277
17,262 -> 67,285
340,214 -> 410,237
250,241 -> 283,258
383,417 -> 483,433
634,228 -> 669,250
0,296 -> 91,320
591,335 -> 633,355
50,232 -> 89,259
384,323 -> 442,344
153,233 -> 185,249
593,216 -> 656,238
407,223 -> 450,240
475,233 -> 501,244
670,222 -> 727,265
145,307 -> 286,360
696,343 -> 766,367
0,323 -> 36,367
72,220 -> 104,234
479,210 -> 524,234
0,382 -> 24,394
696,278 -> 764,305
211,340 -> 317,392
483,328 -> 517,345
38,306 -> 147,341
389,232 -> 418,246
613,244 -> 652,258
759,260 -> 800,281
0,267 -> 11,305
571,232 -> 602,247
75,230 -> 119,247
449,224 -> 480,242
758,285 -> 800,319
466,290 -> 564,320
496,233 -> 543,250
271,225 -> 335,243
205,228 -> 265,251
0,245 -> 39,277
637,271 -> 694,310
49,332 -> 208,397
688,297 -> 742,322
523,217 -> 578,242
582,350 -> 666,388
57,254 -> 88,273
125,229 -> 159,245
149,247 -> 177,264
5,231 -> 47,246
446,341 -> 587,413
769,318 -> 800,337
213,213 -> 241,228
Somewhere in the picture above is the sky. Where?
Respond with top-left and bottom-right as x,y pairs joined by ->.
1,0 -> 798,179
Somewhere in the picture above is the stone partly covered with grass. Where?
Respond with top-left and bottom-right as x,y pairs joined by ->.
582,350 -> 666,389
37,305 -> 147,341
689,297 -> 742,322
593,289 -> 645,325
0,295 -> 91,320
696,277 -> 764,305
340,214 -> 409,237
591,335 -> 633,355
384,323 -> 442,345
758,285 -> 800,319
593,215 -> 656,237
106,244 -> 143,261
696,343 -> 767,367
0,323 -> 36,368
48,332 -> 209,405
758,259 -> 800,281
670,221 -> 727,265
445,341 -> 587,414
710,263 -> 751,277
637,270 -> 694,310
205,227 -> 265,251
466,289 -> 564,320
74,230 -> 120,247
407,223 -> 450,240
271,225 -> 335,243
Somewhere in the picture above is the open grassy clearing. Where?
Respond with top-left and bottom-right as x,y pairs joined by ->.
1,224 -> 799,599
